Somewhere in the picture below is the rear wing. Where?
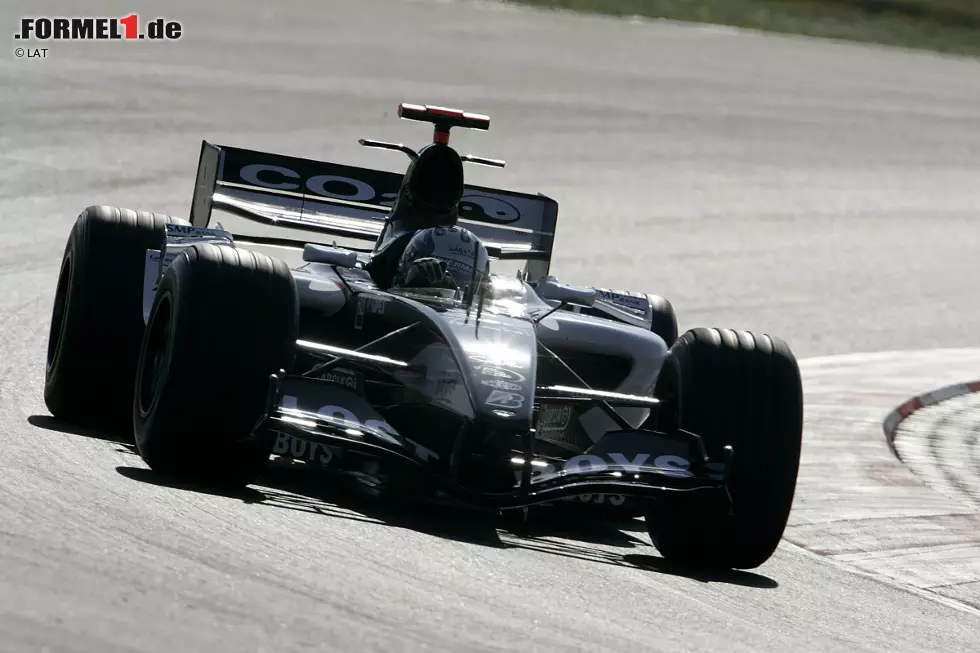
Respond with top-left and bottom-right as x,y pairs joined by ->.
188,141 -> 560,279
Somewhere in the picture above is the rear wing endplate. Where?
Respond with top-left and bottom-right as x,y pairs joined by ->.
188,140 -> 559,279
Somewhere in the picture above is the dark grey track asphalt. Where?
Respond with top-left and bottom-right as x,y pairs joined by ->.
2,0 -> 980,651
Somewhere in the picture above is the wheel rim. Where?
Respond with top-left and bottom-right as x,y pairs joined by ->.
46,253 -> 72,372
138,292 -> 173,417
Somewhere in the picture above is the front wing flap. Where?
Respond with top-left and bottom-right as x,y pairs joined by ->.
506,427 -> 727,507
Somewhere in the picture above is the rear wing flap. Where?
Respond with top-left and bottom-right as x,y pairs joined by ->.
188,140 -> 559,278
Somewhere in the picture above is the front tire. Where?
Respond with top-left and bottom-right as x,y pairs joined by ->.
134,243 -> 299,487
44,205 -> 186,431
645,327 -> 803,569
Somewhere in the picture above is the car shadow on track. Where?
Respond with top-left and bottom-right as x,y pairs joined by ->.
115,459 -> 509,547
118,460 -> 779,588
31,412 -> 507,547
29,414 -> 137,453
30,414 -> 779,589
502,512 -> 778,589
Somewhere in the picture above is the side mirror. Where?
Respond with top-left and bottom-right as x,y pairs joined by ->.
534,276 -> 597,308
303,243 -> 358,268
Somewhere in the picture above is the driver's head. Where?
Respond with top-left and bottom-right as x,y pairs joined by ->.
397,225 -> 489,291
389,143 -> 464,228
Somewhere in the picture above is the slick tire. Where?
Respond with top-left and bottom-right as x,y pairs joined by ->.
44,205 -> 189,433
647,294 -> 678,347
645,327 -> 803,569
134,243 -> 298,487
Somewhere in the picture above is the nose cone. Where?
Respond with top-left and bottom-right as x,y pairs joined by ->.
440,308 -> 538,428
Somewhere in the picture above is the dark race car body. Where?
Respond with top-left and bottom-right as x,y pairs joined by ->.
45,104 -> 802,569
162,136 -> 720,510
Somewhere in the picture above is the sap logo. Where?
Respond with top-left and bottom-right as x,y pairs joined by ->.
597,289 -> 648,310
165,223 -> 232,240
238,164 -> 397,204
272,433 -> 333,466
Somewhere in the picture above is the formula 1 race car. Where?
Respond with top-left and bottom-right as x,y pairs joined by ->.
43,103 -> 804,569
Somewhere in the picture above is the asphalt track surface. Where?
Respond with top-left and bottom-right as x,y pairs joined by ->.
2,0 -> 980,651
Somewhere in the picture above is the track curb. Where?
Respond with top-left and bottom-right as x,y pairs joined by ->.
882,379 -> 980,454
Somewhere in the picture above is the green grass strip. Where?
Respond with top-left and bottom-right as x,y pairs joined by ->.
508,0 -> 980,57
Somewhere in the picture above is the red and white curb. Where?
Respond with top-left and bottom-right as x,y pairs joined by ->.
883,379 -> 980,453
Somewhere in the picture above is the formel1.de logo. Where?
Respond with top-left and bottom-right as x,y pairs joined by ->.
14,15 -> 183,41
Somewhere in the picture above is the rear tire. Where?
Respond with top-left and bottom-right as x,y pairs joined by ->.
645,327 -> 803,569
647,294 -> 678,346
44,205 -> 187,432
134,243 -> 299,487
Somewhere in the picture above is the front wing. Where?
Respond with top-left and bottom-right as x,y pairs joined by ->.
254,373 -> 730,510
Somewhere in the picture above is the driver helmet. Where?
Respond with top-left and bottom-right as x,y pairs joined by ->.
379,143 -> 464,241
396,225 -> 490,293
